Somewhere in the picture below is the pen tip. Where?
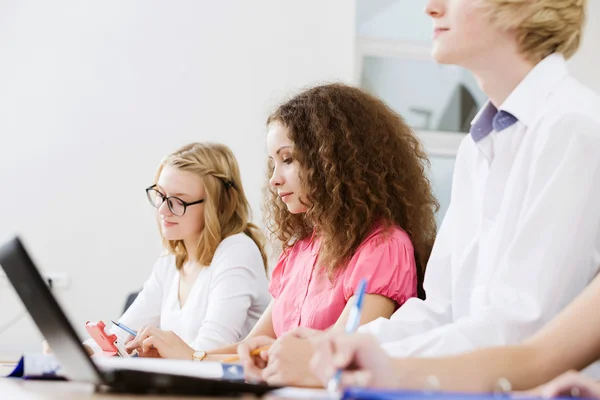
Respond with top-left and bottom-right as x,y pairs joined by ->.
111,320 -> 118,325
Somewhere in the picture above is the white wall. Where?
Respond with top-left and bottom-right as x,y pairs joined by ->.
569,0 -> 600,93
360,58 -> 486,131
356,0 -> 431,44
0,1 -> 355,352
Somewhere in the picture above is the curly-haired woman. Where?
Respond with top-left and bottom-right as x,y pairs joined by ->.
126,84 -> 439,373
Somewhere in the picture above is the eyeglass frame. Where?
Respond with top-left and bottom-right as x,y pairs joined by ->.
145,184 -> 205,216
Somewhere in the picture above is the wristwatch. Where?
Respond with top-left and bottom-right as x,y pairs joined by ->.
192,350 -> 207,361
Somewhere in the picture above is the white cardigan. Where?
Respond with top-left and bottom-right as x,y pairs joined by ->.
112,233 -> 270,351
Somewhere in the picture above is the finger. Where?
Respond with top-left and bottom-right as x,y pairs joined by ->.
339,370 -> 373,389
541,371 -> 579,397
83,344 -> 94,357
125,340 -> 140,350
243,359 -> 266,383
141,336 -> 161,353
129,327 -> 151,350
330,336 -> 357,369
544,383 -> 588,398
237,342 -> 251,361
267,340 -> 281,357
290,327 -> 319,339
124,334 -> 134,345
249,335 -> 276,350
261,359 -> 279,383
259,350 -> 269,362
238,342 -> 264,364
265,372 -> 287,387
238,337 -> 273,361
542,371 -> 597,398
311,354 -> 336,384
139,326 -> 162,338
310,337 -> 336,383
42,340 -> 52,355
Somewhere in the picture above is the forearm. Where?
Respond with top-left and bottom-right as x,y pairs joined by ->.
391,345 -> 550,392
207,343 -> 240,355
207,305 -> 276,356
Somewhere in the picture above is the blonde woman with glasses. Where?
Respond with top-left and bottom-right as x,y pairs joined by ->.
106,142 -> 270,356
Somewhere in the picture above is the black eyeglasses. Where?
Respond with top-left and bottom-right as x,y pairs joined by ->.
145,185 -> 204,216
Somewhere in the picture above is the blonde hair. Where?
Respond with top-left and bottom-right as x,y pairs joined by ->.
481,0 -> 586,63
154,142 -> 267,271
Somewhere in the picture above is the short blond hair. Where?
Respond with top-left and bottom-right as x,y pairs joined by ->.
481,0 -> 587,62
155,142 -> 267,271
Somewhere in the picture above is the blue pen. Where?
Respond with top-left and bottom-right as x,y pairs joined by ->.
327,278 -> 368,395
111,320 -> 138,337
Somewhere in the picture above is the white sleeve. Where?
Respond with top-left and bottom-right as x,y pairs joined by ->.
190,239 -> 265,350
358,138 -> 471,342
359,199 -> 456,341
381,114 -> 600,357
111,257 -> 167,343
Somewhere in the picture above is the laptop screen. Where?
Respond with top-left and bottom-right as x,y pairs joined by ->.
0,237 -> 103,384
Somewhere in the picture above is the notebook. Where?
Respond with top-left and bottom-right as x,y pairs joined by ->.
5,353 -> 64,380
4,353 -> 245,381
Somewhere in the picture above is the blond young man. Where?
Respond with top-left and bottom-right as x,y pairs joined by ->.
236,0 -> 600,388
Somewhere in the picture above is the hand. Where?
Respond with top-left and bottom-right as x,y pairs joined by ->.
237,336 -> 276,382
536,371 -> 600,398
310,332 -> 397,389
124,326 -> 194,359
42,340 -> 52,355
122,334 -> 139,355
136,347 -> 161,358
261,333 -> 322,387
124,333 -> 160,358
288,326 -> 325,339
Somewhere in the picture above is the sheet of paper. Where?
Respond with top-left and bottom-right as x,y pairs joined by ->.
94,357 -> 243,380
23,353 -> 63,376
4,353 -> 65,378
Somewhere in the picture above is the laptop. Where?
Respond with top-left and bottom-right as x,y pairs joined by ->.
0,236 -> 277,396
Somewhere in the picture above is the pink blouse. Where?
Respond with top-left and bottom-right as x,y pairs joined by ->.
269,224 -> 417,337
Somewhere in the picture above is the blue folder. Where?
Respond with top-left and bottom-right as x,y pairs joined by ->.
341,388 -> 582,400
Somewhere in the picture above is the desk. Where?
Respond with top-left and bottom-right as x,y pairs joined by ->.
0,375 -> 312,399
0,353 -> 239,399
0,357 -> 307,399
0,379 -> 258,399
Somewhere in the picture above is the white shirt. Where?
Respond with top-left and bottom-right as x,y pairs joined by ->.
362,54 -> 600,362
114,233 -> 270,351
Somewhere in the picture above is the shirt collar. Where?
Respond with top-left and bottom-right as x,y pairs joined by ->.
470,53 -> 569,141
501,53 -> 569,127
470,103 -> 518,142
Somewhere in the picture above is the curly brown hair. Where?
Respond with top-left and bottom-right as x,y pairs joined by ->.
264,83 -> 439,299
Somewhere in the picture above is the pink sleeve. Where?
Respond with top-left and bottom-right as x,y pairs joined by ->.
268,249 -> 290,298
342,234 -> 417,308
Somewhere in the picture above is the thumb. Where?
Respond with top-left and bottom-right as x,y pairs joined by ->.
290,327 -> 318,339
332,337 -> 357,369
